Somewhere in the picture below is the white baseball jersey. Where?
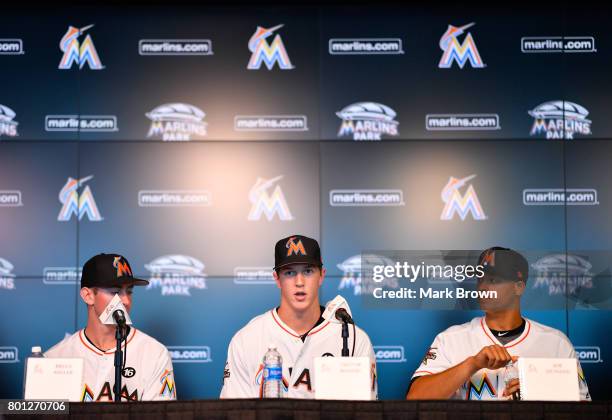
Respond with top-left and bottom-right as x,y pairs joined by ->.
220,308 -> 377,399
411,317 -> 590,400
45,328 -> 176,402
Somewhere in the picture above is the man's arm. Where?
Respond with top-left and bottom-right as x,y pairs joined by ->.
142,347 -> 176,401
353,327 -> 378,400
407,345 -> 517,400
220,335 -> 256,398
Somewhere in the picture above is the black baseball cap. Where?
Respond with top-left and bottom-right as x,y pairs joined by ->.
274,235 -> 322,271
478,247 -> 529,283
81,253 -> 149,288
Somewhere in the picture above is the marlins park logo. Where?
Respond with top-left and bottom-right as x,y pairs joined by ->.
440,175 -> 486,221
0,104 -> 19,138
146,103 -> 207,141
338,254 -> 398,296
145,255 -> 207,296
58,24 -> 103,70
248,176 -> 293,221
439,22 -> 485,69
247,24 -> 293,70
529,101 -> 592,139
0,39 -> 25,55
0,347 -> 19,363
531,254 -> 593,296
0,258 -> 16,290
337,102 -> 399,141
167,346 -> 212,363
57,175 -> 102,222
373,346 -> 406,363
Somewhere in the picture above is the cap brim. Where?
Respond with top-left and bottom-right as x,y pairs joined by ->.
273,260 -> 323,271
114,276 -> 150,286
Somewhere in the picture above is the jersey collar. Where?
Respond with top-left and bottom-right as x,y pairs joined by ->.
79,327 -> 137,356
270,308 -> 330,339
480,317 -> 531,348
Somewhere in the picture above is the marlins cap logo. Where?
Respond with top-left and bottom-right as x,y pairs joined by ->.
286,236 -> 306,257
480,249 -> 495,268
113,256 -> 132,277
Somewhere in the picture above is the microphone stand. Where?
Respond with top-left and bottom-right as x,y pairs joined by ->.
113,324 -> 125,402
341,321 -> 349,357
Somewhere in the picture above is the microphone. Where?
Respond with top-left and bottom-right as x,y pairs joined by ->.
112,309 -> 127,327
335,308 -> 354,324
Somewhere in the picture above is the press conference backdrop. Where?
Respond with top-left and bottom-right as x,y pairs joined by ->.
0,2 -> 611,400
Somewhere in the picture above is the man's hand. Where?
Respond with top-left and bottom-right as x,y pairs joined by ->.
471,345 -> 518,371
503,378 -> 520,399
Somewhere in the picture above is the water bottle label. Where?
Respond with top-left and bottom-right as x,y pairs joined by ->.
264,366 -> 282,381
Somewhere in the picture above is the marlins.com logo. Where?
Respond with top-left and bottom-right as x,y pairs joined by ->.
248,176 -> 293,221
337,102 -> 399,141
145,255 -> 207,296
529,101 -> 592,139
439,22 -> 485,69
0,104 -> 18,138
531,254 -> 593,296
0,258 -> 16,290
58,25 -> 103,70
373,346 -> 406,363
146,103 -> 207,141
247,24 -> 293,70
0,346 -> 19,363
440,175 -> 486,221
57,175 -> 102,222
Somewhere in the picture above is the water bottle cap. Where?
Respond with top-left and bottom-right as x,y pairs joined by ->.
268,344 -> 277,350
31,346 -> 42,353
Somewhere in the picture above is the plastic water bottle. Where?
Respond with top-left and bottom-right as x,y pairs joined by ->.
262,345 -> 283,398
23,346 -> 44,399
502,360 -> 520,400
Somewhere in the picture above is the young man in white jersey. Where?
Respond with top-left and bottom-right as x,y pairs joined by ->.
220,235 -> 377,399
406,247 -> 590,401
45,253 -> 176,402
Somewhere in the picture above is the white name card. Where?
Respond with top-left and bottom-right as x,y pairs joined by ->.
314,356 -> 372,400
24,358 -> 84,402
517,357 -> 580,401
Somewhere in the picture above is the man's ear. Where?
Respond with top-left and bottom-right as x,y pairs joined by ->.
80,287 -> 95,305
272,270 -> 281,290
319,267 -> 326,287
514,281 -> 526,297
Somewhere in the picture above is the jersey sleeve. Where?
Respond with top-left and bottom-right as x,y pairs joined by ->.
220,333 -> 256,398
142,346 -> 177,401
411,332 -> 452,379
557,337 -> 591,401
354,327 -> 378,400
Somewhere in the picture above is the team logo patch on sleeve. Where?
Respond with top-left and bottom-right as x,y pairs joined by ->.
422,347 -> 437,365
159,369 -> 176,398
223,361 -> 230,382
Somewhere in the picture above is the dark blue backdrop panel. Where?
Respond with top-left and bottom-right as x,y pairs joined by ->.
0,143 -> 78,277
77,142 -> 320,277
